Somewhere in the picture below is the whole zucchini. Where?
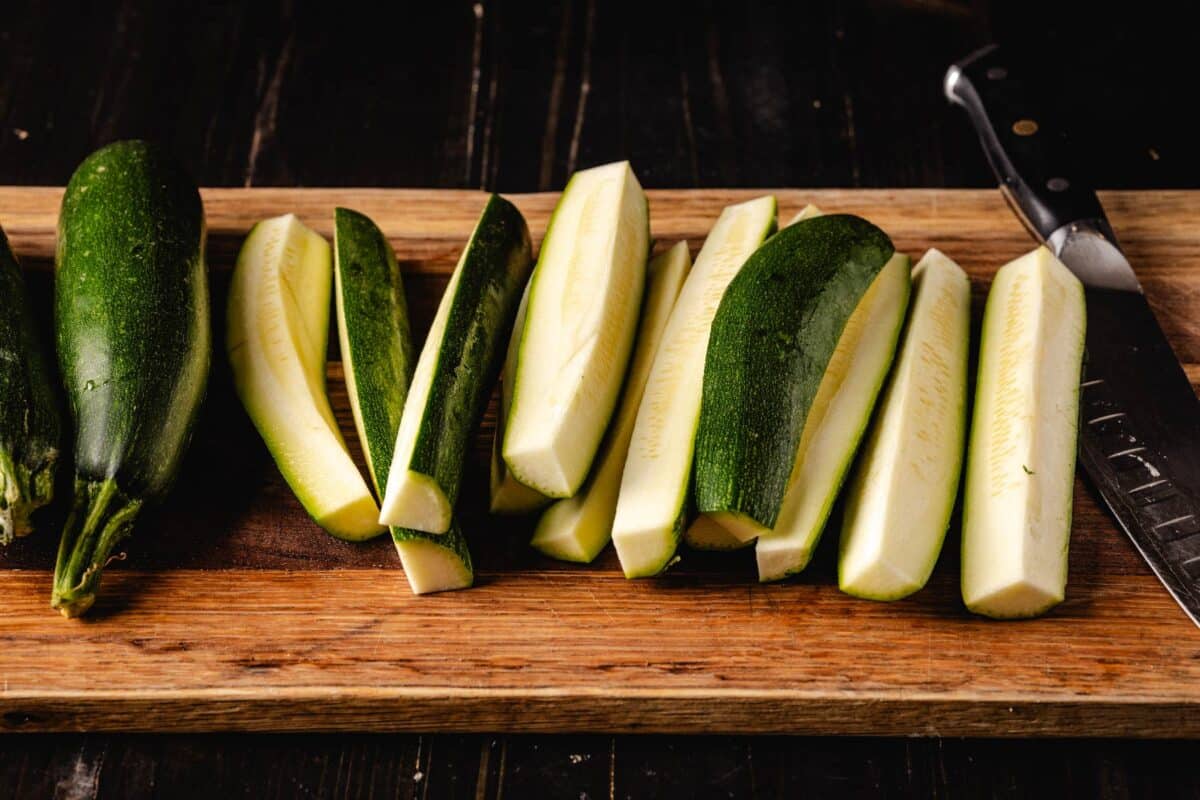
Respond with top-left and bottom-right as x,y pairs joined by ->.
0,227 -> 62,544
52,140 -> 209,617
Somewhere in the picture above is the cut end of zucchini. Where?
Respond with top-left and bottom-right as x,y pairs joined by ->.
963,579 -> 1064,620
503,161 -> 650,497
490,445 -> 553,515
530,496 -> 597,563
379,470 -> 452,534
839,557 -> 924,602
961,246 -> 1085,620
706,511 -> 765,543
755,535 -> 814,583
317,493 -> 388,542
613,523 -> 679,578
838,249 -> 971,602
683,514 -> 753,551
394,537 -> 474,594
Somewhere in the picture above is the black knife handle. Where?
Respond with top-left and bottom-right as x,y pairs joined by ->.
944,45 -> 1114,243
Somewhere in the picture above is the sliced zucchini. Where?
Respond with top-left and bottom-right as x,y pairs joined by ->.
611,196 -> 777,578
379,194 -> 532,533
531,241 -> 692,562
489,285 -> 551,514
962,246 -> 1085,619
694,214 -> 896,541
754,249 -> 911,580
502,161 -> 650,498
229,214 -> 383,540
838,249 -> 971,600
333,207 -> 472,593
678,203 -> 827,547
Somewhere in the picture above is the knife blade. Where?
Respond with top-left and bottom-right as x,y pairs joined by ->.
945,44 -> 1200,627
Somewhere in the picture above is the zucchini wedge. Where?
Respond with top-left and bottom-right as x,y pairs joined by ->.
229,213 -> 383,541
754,249 -> 911,581
0,226 -> 62,544
52,141 -> 210,617
962,247 -> 1085,619
683,204 -> 826,543
502,161 -> 650,498
380,194 -> 532,533
531,241 -> 692,562
611,196 -> 777,578
489,285 -> 551,514
838,249 -> 971,600
333,207 -> 473,593
695,214 -> 896,541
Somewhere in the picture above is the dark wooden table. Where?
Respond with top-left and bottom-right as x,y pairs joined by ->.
2,1 -> 1196,797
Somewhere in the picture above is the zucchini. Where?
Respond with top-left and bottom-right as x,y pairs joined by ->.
0,226 -> 62,544
753,250 -> 911,580
502,161 -> 650,498
962,247 -> 1085,619
489,285 -> 551,514
839,249 -> 971,600
611,196 -> 777,578
52,141 -> 209,617
333,207 -> 473,593
531,241 -> 692,562
695,214 -> 896,541
228,213 -> 383,541
379,194 -> 532,533
683,204 -> 825,543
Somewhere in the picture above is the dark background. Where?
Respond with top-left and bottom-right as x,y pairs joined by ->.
2,0 -> 1198,797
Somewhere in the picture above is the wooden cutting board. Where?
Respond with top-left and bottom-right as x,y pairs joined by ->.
2,187 -> 1198,737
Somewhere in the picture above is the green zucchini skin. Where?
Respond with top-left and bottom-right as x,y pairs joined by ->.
333,207 -> 473,591
52,140 -> 210,617
693,214 -> 894,530
0,227 -> 62,544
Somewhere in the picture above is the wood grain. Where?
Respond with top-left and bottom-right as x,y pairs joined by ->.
1,187 -> 1199,736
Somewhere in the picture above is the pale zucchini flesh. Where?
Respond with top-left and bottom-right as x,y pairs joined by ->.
228,214 -> 383,541
532,241 -> 692,562
838,249 -> 971,600
755,251 -> 912,581
490,285 -> 551,514
612,196 -> 777,578
962,246 -> 1085,619
683,513 -> 753,551
503,161 -> 650,497
333,207 -> 473,594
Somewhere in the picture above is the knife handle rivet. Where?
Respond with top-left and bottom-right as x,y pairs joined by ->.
1047,177 -> 1070,192
986,66 -> 1008,80
1012,119 -> 1039,136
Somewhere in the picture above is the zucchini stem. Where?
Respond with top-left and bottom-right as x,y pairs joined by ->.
1,450 -> 57,545
51,478 -> 143,618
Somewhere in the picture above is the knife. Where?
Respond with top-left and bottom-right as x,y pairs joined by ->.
945,44 -> 1200,627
